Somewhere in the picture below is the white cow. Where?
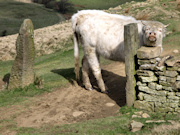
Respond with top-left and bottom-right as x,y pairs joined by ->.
71,10 -> 168,93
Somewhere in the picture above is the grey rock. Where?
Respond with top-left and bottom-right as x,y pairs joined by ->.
137,46 -> 162,59
159,81 -> 172,87
166,77 -> 177,83
142,113 -> 150,118
175,108 -> 180,113
177,76 -> 180,81
167,92 -> 176,96
166,99 -> 179,103
139,63 -> 157,70
139,75 -> 158,82
134,100 -> 154,111
156,84 -> 163,90
138,92 -> 144,100
155,107 -> 174,112
167,67 -> 179,71
8,19 -> 35,90
130,120 -> 144,132
148,82 -> 156,89
159,76 -> 166,81
174,81 -> 180,89
162,86 -> 173,91
155,102 -> 179,108
143,94 -> 166,102
155,71 -> 164,76
154,66 -> 166,72
138,57 -> 161,65
176,92 -> 180,97
136,70 -> 154,77
165,55 -> 180,67
167,96 -> 179,100
138,86 -> 167,96
137,81 -> 147,86
165,71 -> 178,77
146,120 -> 166,123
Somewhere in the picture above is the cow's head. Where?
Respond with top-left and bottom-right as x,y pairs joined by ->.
141,21 -> 169,47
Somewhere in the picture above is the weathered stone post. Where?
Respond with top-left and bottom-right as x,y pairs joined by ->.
124,23 -> 140,107
8,19 -> 35,90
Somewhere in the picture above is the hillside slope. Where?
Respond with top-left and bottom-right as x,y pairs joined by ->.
0,0 -> 179,61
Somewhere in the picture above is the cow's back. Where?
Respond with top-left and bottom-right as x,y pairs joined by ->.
72,10 -> 137,61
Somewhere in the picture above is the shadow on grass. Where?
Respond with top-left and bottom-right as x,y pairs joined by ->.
52,67 -> 126,107
51,68 -> 76,85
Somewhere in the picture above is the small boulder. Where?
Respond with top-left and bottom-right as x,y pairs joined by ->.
130,120 -> 144,132
137,46 -> 162,59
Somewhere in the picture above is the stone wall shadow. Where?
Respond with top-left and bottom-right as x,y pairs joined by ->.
102,70 -> 126,107
51,68 -> 76,85
52,68 -> 126,107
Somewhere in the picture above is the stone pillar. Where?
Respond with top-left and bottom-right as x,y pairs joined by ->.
124,23 -> 140,107
8,19 -> 35,90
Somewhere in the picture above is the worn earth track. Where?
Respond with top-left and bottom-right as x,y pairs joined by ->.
0,62 -> 126,134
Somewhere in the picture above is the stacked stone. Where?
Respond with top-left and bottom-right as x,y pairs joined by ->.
134,46 -> 180,113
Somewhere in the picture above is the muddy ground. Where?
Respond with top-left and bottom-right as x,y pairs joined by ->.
0,62 -> 126,134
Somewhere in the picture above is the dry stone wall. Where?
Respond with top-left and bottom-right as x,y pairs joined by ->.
134,46 -> 180,113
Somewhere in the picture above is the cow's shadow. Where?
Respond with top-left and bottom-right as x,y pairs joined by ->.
51,68 -> 126,107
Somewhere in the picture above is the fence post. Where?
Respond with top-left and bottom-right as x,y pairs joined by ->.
124,23 -> 140,107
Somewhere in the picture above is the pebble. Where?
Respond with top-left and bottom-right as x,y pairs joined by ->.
72,111 -> 85,117
105,103 -> 115,107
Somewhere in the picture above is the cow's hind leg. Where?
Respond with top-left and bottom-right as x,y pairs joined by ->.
82,55 -> 93,90
85,48 -> 108,93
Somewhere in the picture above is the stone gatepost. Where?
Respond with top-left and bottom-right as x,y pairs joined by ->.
8,19 -> 35,90
124,23 -> 140,107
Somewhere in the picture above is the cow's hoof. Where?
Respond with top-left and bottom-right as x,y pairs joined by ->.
101,90 -> 110,94
87,87 -> 93,91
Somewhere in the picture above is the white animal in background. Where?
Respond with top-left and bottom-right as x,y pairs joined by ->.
71,10 -> 168,93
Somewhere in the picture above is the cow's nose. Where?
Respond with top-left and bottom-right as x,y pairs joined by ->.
149,32 -> 156,36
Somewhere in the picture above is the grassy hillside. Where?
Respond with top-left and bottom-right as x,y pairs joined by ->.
69,0 -> 145,11
0,0 -> 65,36
0,0 -> 180,134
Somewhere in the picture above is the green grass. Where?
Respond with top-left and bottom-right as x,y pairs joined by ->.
0,0 -> 65,36
69,0 -> 145,12
0,46 -> 111,107
14,106 -> 180,135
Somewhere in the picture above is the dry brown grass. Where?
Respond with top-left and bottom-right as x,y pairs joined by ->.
136,14 -> 149,20
177,0 -> 180,9
124,7 -> 131,13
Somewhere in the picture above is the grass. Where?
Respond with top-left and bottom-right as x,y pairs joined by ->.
13,106 -> 180,134
69,0 -> 145,13
0,0 -> 65,36
0,0 -> 180,134
0,46 -> 112,107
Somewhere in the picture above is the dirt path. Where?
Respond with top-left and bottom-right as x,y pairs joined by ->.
0,62 -> 126,133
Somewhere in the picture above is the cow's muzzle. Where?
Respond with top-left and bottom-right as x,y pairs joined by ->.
148,32 -> 157,42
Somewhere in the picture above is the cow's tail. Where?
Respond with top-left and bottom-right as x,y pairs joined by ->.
72,15 -> 80,82
73,31 -> 80,82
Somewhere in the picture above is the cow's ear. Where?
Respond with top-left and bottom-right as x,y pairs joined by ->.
141,21 -> 146,26
164,23 -> 170,28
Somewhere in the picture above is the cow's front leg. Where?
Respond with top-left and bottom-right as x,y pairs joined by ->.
82,55 -> 93,90
85,47 -> 108,93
